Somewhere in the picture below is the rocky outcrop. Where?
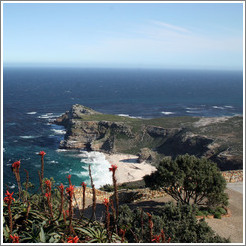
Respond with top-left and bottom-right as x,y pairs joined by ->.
55,104 -> 243,171
138,148 -> 157,163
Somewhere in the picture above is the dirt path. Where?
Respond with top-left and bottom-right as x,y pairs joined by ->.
205,188 -> 243,243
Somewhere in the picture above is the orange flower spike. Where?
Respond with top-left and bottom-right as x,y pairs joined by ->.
4,191 -> 15,205
10,234 -> 20,243
39,151 -> 46,157
45,192 -> 51,199
66,185 -> 75,197
12,160 -> 21,169
109,164 -> 117,172
67,236 -> 79,243
152,235 -> 161,243
59,183 -> 64,192
103,198 -> 109,207
119,228 -> 126,235
81,182 -> 87,188
45,180 -> 51,188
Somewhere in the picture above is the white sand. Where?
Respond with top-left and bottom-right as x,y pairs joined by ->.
105,153 -> 156,184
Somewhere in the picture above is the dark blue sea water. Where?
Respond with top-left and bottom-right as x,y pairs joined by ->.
3,67 -> 243,190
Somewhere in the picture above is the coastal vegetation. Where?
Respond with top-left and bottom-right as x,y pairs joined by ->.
3,152 -> 230,243
55,104 -> 243,171
144,154 -> 228,207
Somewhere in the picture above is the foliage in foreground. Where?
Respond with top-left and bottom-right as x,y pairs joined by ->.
3,152 -> 231,243
117,203 -> 230,243
144,154 -> 229,207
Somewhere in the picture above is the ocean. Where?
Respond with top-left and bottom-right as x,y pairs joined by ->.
3,67 -> 243,190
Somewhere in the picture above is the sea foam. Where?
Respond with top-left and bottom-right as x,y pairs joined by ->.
212,106 -> 225,109
51,129 -> 66,135
78,151 -> 112,188
161,111 -> 175,115
20,136 -> 40,139
27,112 -> 37,115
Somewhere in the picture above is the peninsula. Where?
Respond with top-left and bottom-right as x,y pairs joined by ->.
55,104 -> 243,171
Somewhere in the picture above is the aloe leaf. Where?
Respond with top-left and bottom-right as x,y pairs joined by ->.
39,227 -> 46,243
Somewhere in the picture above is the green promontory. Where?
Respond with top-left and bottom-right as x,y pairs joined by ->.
55,104 -> 243,170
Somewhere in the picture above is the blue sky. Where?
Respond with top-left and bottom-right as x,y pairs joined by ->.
2,2 -> 244,70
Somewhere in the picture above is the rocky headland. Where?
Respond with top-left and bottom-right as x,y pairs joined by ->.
55,104 -> 243,171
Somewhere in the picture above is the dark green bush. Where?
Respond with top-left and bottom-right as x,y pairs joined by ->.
216,207 -> 227,215
214,212 -> 222,219
144,154 -> 228,207
117,202 -> 230,243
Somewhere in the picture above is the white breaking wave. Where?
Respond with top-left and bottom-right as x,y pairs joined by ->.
212,106 -> 225,109
51,129 -> 66,135
56,149 -> 69,152
49,160 -> 59,164
20,135 -> 40,139
186,111 -> 199,113
161,111 -> 175,115
9,184 -> 16,189
27,112 -> 37,115
117,114 -> 142,119
224,105 -> 234,109
78,151 -> 112,188
6,123 -> 16,126
185,107 -> 199,110
118,114 -> 130,117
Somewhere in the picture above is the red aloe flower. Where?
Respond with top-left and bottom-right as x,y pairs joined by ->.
67,236 -> 79,243
81,181 -> 86,188
12,160 -> 21,170
152,235 -> 161,243
45,180 -> 51,189
39,151 -> 46,157
119,228 -> 126,242
109,164 -> 117,172
103,198 -> 109,207
66,185 -> 75,197
67,174 -> 72,185
59,183 -> 64,192
10,234 -> 20,243
45,192 -> 51,199
4,190 -> 15,205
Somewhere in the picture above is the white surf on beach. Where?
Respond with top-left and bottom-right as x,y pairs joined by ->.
77,151 -> 113,188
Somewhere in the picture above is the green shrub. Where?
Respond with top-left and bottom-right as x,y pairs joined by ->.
214,212 -> 222,219
144,154 -> 228,207
117,202 -> 230,243
216,207 -> 227,215
99,184 -> 114,192
196,211 -> 204,216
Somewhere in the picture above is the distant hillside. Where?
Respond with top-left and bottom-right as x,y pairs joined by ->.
55,104 -> 243,171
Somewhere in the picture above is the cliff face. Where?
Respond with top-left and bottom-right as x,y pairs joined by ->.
55,104 -> 243,171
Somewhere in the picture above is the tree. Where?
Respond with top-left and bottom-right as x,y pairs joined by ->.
144,154 -> 228,207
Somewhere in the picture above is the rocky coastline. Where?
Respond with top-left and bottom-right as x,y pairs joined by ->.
55,104 -> 243,171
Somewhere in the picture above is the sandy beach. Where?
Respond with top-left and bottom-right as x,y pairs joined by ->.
104,153 -> 157,184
